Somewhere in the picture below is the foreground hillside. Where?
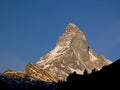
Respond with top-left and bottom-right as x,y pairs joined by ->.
0,59 -> 120,90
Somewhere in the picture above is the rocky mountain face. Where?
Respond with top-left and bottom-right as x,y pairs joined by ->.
35,23 -> 112,80
35,23 -> 111,79
2,23 -> 112,82
24,63 -> 59,82
3,63 -> 59,82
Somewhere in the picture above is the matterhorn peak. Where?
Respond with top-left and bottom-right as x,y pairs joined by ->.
35,23 -> 112,80
1,23 -> 112,82
64,23 -> 86,39
65,23 -> 80,31
56,23 -> 87,48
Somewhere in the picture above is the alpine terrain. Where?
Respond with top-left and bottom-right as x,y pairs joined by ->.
0,23 -> 117,90
1,23 -> 112,83
35,23 -> 112,80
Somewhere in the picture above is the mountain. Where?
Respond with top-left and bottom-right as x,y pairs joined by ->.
35,23 -> 112,80
1,23 -> 112,82
0,23 -> 117,90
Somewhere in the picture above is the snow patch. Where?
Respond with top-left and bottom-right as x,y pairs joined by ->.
89,51 -> 97,61
43,64 -> 50,69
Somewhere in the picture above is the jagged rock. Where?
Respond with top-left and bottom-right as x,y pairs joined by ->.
35,23 -> 112,80
24,63 -> 59,82
3,69 -> 25,78
3,63 -> 59,82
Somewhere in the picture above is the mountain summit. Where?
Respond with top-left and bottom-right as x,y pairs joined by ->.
35,23 -> 112,80
3,23 -> 112,82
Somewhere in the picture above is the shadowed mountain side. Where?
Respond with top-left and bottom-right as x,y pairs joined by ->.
0,75 -> 56,90
56,59 -> 120,90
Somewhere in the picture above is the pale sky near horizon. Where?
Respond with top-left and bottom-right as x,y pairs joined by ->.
0,0 -> 120,72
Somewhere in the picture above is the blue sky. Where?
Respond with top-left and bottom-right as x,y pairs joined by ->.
0,0 -> 120,72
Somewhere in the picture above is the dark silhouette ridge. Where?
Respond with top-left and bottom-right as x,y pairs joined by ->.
0,75 -> 56,90
56,59 -> 120,90
0,59 -> 120,90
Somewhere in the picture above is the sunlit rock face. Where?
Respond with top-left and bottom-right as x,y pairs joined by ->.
35,23 -> 112,80
3,63 -> 59,82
